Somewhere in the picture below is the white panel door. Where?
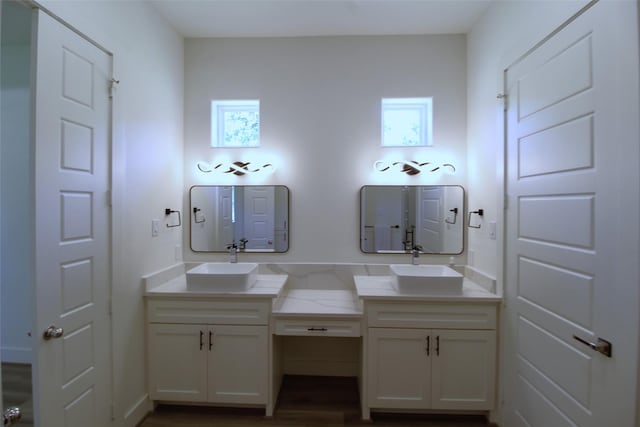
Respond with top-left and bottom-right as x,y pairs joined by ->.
417,186 -> 443,253
243,186 -> 274,250
218,186 -> 233,247
32,10 -> 112,427
504,2 -> 639,426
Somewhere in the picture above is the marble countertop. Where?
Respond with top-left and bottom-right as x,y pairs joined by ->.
142,262 -> 500,306
144,274 -> 288,298
272,289 -> 363,318
354,275 -> 502,302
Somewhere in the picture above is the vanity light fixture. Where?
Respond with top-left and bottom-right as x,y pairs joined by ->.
196,161 -> 276,176
373,160 -> 456,176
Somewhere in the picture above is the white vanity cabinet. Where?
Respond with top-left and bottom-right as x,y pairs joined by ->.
364,301 -> 497,412
146,298 -> 270,406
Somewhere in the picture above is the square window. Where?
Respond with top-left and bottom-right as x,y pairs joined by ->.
211,100 -> 260,148
381,97 -> 432,147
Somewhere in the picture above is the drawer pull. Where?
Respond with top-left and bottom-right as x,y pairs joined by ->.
199,331 -> 204,350
426,336 -> 430,355
209,331 -> 213,350
307,327 -> 328,332
436,336 -> 440,356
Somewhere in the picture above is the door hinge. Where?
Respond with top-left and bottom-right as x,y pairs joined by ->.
504,194 -> 509,210
109,78 -> 119,99
497,93 -> 508,110
111,403 -> 115,421
106,190 -> 112,207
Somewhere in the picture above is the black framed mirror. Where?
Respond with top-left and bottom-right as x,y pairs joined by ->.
190,185 -> 290,252
360,185 -> 464,254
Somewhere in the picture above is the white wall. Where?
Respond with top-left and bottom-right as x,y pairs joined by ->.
184,35 -> 467,265
0,0 -> 33,364
466,0 -> 589,285
33,1 -> 184,426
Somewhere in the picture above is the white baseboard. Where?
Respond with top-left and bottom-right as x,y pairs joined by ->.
123,393 -> 152,427
1,346 -> 32,364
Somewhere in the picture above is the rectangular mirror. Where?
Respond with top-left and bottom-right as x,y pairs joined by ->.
190,185 -> 290,252
360,185 -> 464,254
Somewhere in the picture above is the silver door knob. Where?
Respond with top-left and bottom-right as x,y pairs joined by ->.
3,407 -> 22,425
43,325 -> 64,340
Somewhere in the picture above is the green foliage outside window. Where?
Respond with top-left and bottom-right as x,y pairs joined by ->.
223,111 -> 259,147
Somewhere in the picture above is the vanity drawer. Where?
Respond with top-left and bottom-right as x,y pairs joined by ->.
147,299 -> 270,325
274,318 -> 362,337
366,302 -> 496,330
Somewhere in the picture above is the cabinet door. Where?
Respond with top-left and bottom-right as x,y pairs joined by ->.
367,328 -> 430,409
148,324 -> 208,402
207,325 -> 268,404
430,329 -> 496,410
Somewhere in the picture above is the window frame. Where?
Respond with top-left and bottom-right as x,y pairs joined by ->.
211,99 -> 260,148
381,97 -> 433,147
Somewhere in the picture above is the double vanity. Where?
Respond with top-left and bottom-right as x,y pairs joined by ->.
144,262 -> 500,420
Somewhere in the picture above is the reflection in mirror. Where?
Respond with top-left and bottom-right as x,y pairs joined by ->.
360,185 -> 464,254
190,185 -> 289,252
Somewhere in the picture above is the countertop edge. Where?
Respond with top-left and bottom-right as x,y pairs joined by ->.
271,312 -> 363,319
353,275 -> 502,303
144,274 -> 288,298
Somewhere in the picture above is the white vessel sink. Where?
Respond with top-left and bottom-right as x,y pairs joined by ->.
390,264 -> 463,295
186,262 -> 258,292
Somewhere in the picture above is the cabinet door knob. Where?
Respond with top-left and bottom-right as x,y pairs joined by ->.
426,336 -> 430,355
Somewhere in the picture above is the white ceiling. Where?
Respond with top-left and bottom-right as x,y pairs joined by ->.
150,0 -> 495,38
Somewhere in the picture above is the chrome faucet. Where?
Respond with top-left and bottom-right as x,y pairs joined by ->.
226,242 -> 238,263
411,245 -> 423,265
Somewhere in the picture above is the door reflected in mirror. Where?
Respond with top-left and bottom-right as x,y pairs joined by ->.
360,185 -> 464,254
190,185 -> 290,253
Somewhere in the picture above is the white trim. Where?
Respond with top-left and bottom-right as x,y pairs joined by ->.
29,0 -> 111,54
1,346 -> 33,364
381,97 -> 433,147
211,99 -> 260,148
122,393 -> 152,427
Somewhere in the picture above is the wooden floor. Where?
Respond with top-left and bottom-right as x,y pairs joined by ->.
1,363 -> 33,427
0,369 -> 493,427
139,376 -> 494,427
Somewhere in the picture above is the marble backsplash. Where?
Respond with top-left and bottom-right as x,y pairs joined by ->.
260,263 -> 388,290
144,261 -> 497,294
